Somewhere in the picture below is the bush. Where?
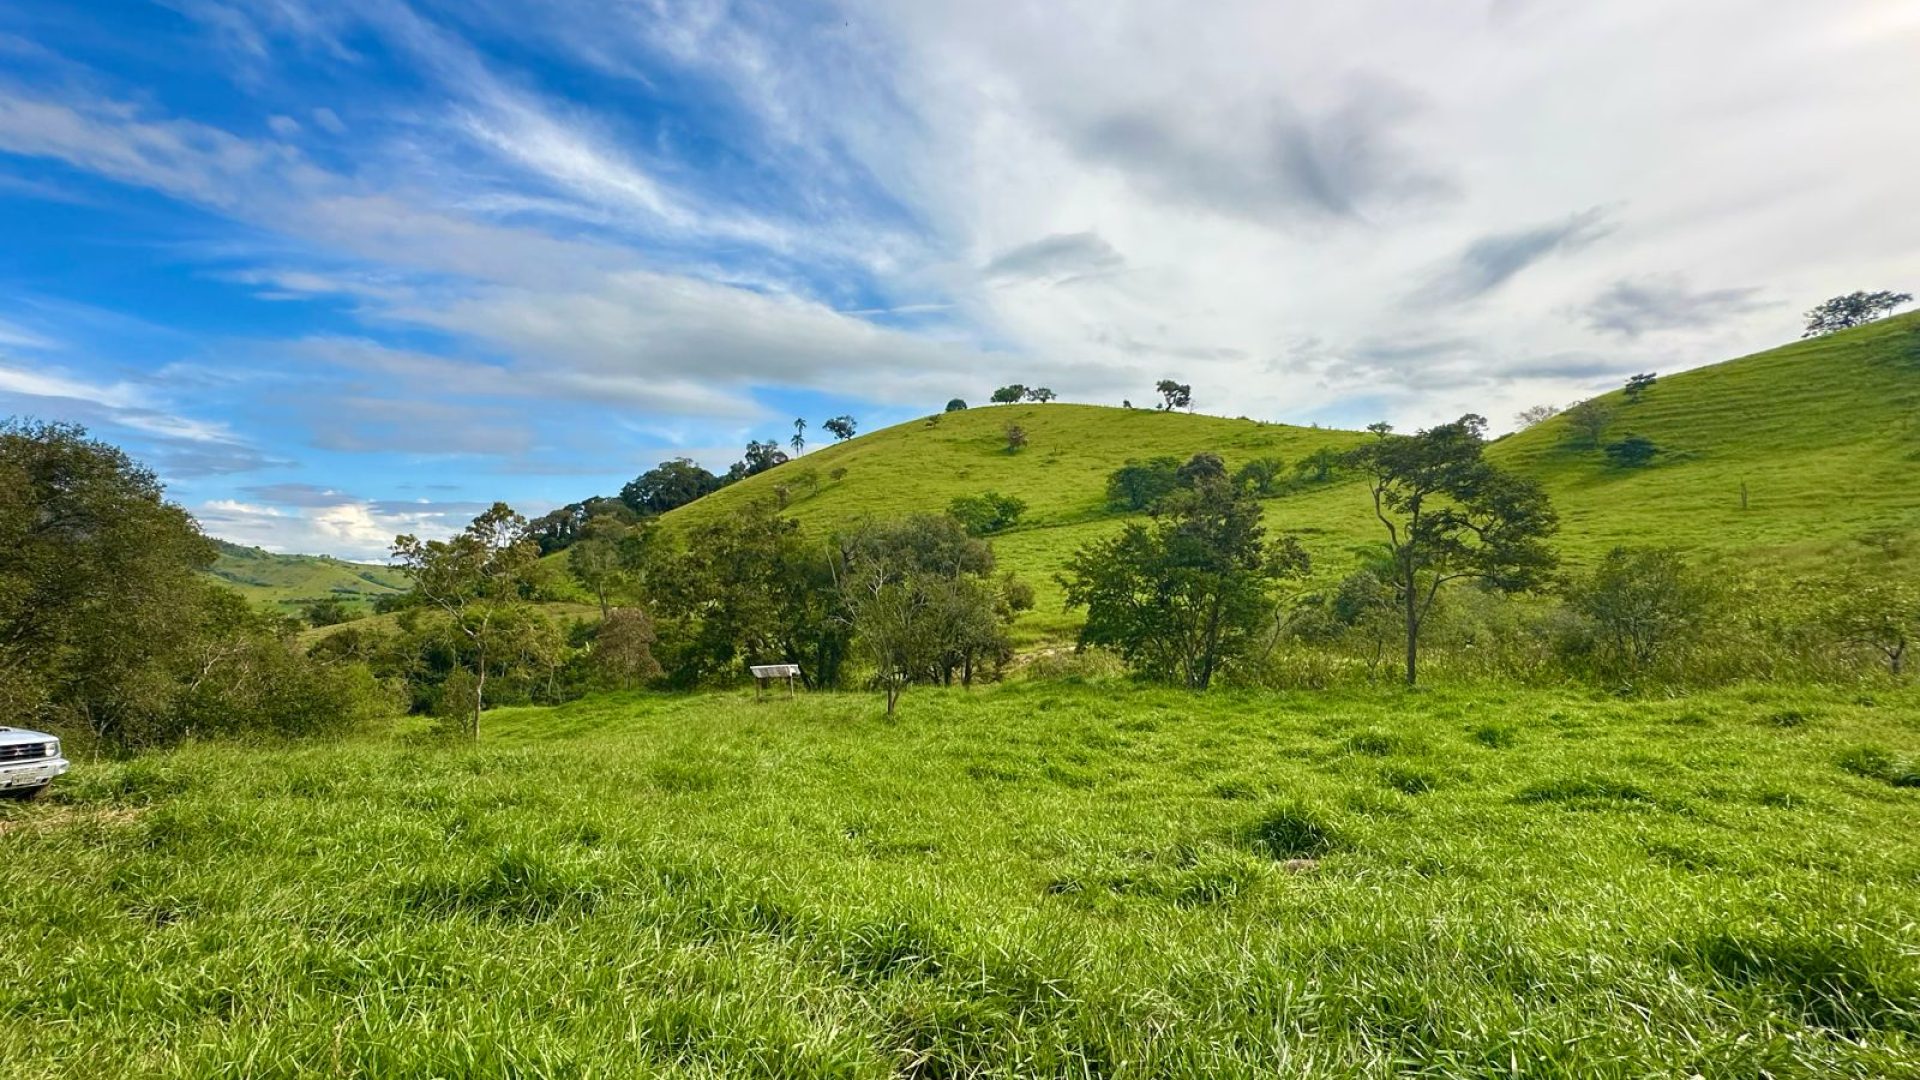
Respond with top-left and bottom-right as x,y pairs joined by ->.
947,492 -> 1027,536
1604,435 -> 1660,468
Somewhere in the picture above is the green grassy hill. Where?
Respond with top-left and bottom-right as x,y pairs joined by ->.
203,541 -> 410,618
661,313 -> 1920,639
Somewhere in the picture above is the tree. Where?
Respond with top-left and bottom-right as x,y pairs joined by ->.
621,458 -> 722,516
823,415 -> 858,441
1024,387 -> 1057,403
945,399 -> 968,412
791,418 -> 807,456
1294,447 -> 1344,485
991,385 -> 1027,405
1106,457 -> 1182,511
1563,547 -> 1712,676
1003,423 -> 1028,452
726,440 -> 789,482
835,515 -> 1010,712
528,496 -> 634,554
1155,380 -> 1193,411
1623,373 -> 1657,403
1803,290 -> 1912,337
1366,421 -> 1394,438
1562,398 -> 1615,450
568,514 -> 647,617
1062,455 -> 1311,689
1604,435 -> 1660,468
302,596 -> 356,628
947,491 -> 1027,536
592,607 -> 663,689
1232,457 -> 1287,497
1515,404 -> 1560,429
1348,415 -> 1559,685
391,503 -> 544,739
1819,577 -> 1918,676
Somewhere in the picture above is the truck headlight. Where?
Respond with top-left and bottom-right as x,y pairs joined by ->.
44,740 -> 58,758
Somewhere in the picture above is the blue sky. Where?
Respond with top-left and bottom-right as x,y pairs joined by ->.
1,1 -> 1914,558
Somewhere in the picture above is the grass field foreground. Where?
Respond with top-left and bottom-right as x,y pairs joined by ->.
4,682 -> 1917,1077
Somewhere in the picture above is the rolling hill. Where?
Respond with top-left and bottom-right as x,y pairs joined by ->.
202,540 -> 410,618
663,313 -> 1920,640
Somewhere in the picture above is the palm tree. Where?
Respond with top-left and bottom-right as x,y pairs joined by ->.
790,417 -> 807,456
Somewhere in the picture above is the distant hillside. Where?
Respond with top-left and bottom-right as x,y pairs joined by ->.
203,540 -> 410,618
662,313 -> 1920,641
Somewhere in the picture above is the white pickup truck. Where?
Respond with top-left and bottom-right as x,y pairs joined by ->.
0,726 -> 68,800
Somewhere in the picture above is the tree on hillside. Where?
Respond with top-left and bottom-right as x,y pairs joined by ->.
1515,404 -> 1560,429
1155,380 -> 1193,412
726,440 -> 789,483
1024,387 -> 1057,403
1003,422 -> 1028,452
1623,373 -> 1657,403
568,514 -> 652,617
1562,398 -> 1615,450
1366,421 -> 1394,437
945,399 -> 968,412
302,596 -> 356,627
991,384 -> 1027,405
391,503 -> 544,739
823,415 -> 858,441
620,458 -> 722,516
592,607 -> 663,689
1803,290 -> 1912,337
790,418 -> 807,456
1107,457 -> 1183,511
1348,415 -> 1559,686
1232,456 -> 1287,497
947,491 -> 1027,536
1062,454 -> 1311,689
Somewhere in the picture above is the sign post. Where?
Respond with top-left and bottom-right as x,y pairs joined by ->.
749,663 -> 802,701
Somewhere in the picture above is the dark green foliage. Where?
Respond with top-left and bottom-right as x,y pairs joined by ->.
990,384 -> 1026,404
1348,414 -> 1559,685
301,595 -> 355,627
1836,745 -> 1920,787
1106,456 -> 1182,511
528,495 -> 635,553
1064,456 -> 1311,688
1155,380 -> 1193,411
1604,435 -> 1660,468
822,415 -> 858,441
1562,398 -> 1615,450
1293,446 -> 1344,484
1232,456 -> 1287,496
1803,290 -> 1912,337
620,458 -> 723,516
725,440 -> 790,483
1623,372 -> 1658,403
1560,547 -> 1713,677
1246,803 -> 1337,858
1023,387 -> 1057,403
944,398 -> 968,412
946,491 -> 1027,536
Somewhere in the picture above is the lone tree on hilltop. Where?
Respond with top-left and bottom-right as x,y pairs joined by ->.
1803,290 -> 1912,337
391,503 -> 544,739
945,398 -> 968,412
1348,414 -> 1559,686
991,384 -> 1027,405
1063,454 -> 1310,689
823,415 -> 858,441
1155,380 -> 1193,412
1024,387 -> 1057,403
1623,373 -> 1657,403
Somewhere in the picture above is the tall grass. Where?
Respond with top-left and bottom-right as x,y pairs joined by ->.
4,681 -> 1916,1076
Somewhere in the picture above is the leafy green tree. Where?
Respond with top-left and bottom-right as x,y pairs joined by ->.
1803,290 -> 1912,337
1232,457 -> 1287,496
391,503 -> 544,739
1563,547 -> 1712,676
990,385 -> 1027,404
944,399 -> 968,412
529,496 -> 634,554
1604,435 -> 1660,468
1155,380 -> 1192,411
823,415 -> 858,441
301,596 -> 356,627
0,420 -> 217,746
592,607 -> 663,688
1819,577 -> 1918,676
1348,415 -> 1559,685
568,514 -> 649,617
1106,457 -> 1182,511
1294,447 -> 1344,484
947,491 -> 1027,535
1062,456 -> 1311,688
1623,373 -> 1657,403
729,440 -> 789,481
620,458 -> 721,516
1024,387 -> 1057,403
1562,398 -> 1615,450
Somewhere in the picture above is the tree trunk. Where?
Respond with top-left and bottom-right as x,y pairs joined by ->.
473,647 -> 486,741
1403,566 -> 1419,687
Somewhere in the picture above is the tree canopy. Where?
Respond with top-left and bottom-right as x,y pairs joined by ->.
1803,290 -> 1912,337
620,458 -> 722,516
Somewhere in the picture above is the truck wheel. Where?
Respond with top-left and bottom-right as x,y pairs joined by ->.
0,784 -> 47,801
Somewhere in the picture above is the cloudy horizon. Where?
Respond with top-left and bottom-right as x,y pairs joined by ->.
1,0 -> 1915,558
